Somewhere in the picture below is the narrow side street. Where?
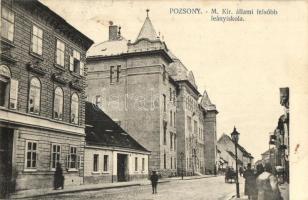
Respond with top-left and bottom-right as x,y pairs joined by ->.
27,176 -> 239,200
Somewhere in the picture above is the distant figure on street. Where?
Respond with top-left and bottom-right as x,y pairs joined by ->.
256,163 -> 282,200
243,163 -> 257,200
150,171 -> 159,194
239,167 -> 244,177
54,162 -> 64,190
256,163 -> 264,177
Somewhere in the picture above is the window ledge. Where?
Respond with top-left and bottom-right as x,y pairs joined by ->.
29,52 -> 44,61
92,171 -> 101,175
67,169 -> 78,172
24,168 -> 37,172
0,38 -> 16,48
54,64 -> 66,71
70,72 -> 81,78
101,171 -> 110,174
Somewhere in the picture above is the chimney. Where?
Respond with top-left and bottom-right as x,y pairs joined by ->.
109,21 -> 118,40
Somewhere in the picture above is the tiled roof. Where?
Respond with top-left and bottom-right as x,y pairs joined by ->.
87,37 -> 128,57
85,102 -> 149,152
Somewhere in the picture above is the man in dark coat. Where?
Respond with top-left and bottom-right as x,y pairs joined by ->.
150,171 -> 159,194
243,164 -> 257,200
54,162 -> 64,190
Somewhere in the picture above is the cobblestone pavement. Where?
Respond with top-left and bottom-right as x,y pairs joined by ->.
29,176 -> 236,200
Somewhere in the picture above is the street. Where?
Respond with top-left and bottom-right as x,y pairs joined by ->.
29,176 -> 241,200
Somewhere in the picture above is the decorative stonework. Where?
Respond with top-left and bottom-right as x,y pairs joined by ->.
26,61 -> 47,76
51,72 -> 68,85
70,79 -> 83,91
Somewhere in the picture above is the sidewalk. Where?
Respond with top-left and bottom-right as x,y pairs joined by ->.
10,174 -> 215,199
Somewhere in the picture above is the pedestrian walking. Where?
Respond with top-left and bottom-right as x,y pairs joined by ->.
243,164 -> 257,200
150,171 -> 159,194
256,163 -> 282,200
54,162 -> 64,190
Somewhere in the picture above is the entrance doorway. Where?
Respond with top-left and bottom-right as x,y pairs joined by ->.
0,128 -> 13,198
117,154 -> 128,182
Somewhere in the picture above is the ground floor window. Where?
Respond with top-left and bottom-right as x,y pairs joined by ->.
103,155 -> 109,172
93,154 -> 99,172
68,146 -> 77,169
51,144 -> 61,170
135,157 -> 138,171
142,158 -> 145,171
25,141 -> 37,169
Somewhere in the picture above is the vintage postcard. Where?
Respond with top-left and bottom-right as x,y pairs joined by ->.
0,0 -> 307,199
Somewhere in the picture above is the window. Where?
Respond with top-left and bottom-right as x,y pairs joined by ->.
70,50 -> 82,75
170,132 -> 173,150
170,110 -> 172,126
110,66 -> 114,83
53,87 -> 63,120
163,94 -> 166,112
56,40 -> 65,67
0,65 -> 12,107
163,153 -> 166,169
95,95 -> 101,107
26,141 -> 37,169
93,154 -> 99,172
31,25 -> 43,55
174,158 -> 176,169
1,7 -> 14,41
142,158 -> 145,171
173,90 -> 176,104
163,121 -> 167,145
51,144 -> 61,170
162,65 -> 166,82
194,120 -> 198,135
174,135 -> 176,151
187,116 -> 192,132
169,88 -> 172,101
116,65 -> 121,82
28,77 -> 41,114
174,112 -> 176,127
135,157 -> 138,171
103,155 -> 109,172
71,93 -> 79,124
171,157 -> 173,169
68,146 -> 77,169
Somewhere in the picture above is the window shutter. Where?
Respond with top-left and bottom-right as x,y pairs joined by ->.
69,56 -> 74,71
80,61 -> 84,76
78,155 -> 83,170
66,154 -> 70,169
9,79 -> 18,109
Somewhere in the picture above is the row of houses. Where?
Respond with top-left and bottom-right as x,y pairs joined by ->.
217,133 -> 254,171
0,0 -> 218,197
255,88 -> 289,182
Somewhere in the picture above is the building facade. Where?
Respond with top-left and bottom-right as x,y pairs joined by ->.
86,11 -> 217,176
84,102 -> 149,184
0,0 -> 93,197
217,134 -> 253,170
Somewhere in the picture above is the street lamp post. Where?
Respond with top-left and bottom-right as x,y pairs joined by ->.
231,127 -> 240,198
180,152 -> 184,180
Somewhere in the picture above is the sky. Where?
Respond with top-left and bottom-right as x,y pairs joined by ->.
40,0 -> 307,161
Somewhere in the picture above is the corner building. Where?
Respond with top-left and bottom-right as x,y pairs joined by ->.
0,0 -> 93,197
86,12 -> 217,176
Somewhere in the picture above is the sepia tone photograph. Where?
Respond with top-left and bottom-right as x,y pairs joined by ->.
0,0 -> 307,199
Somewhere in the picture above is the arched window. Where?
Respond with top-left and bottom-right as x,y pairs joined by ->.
28,77 -> 41,114
53,87 -> 63,120
71,93 -> 79,124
